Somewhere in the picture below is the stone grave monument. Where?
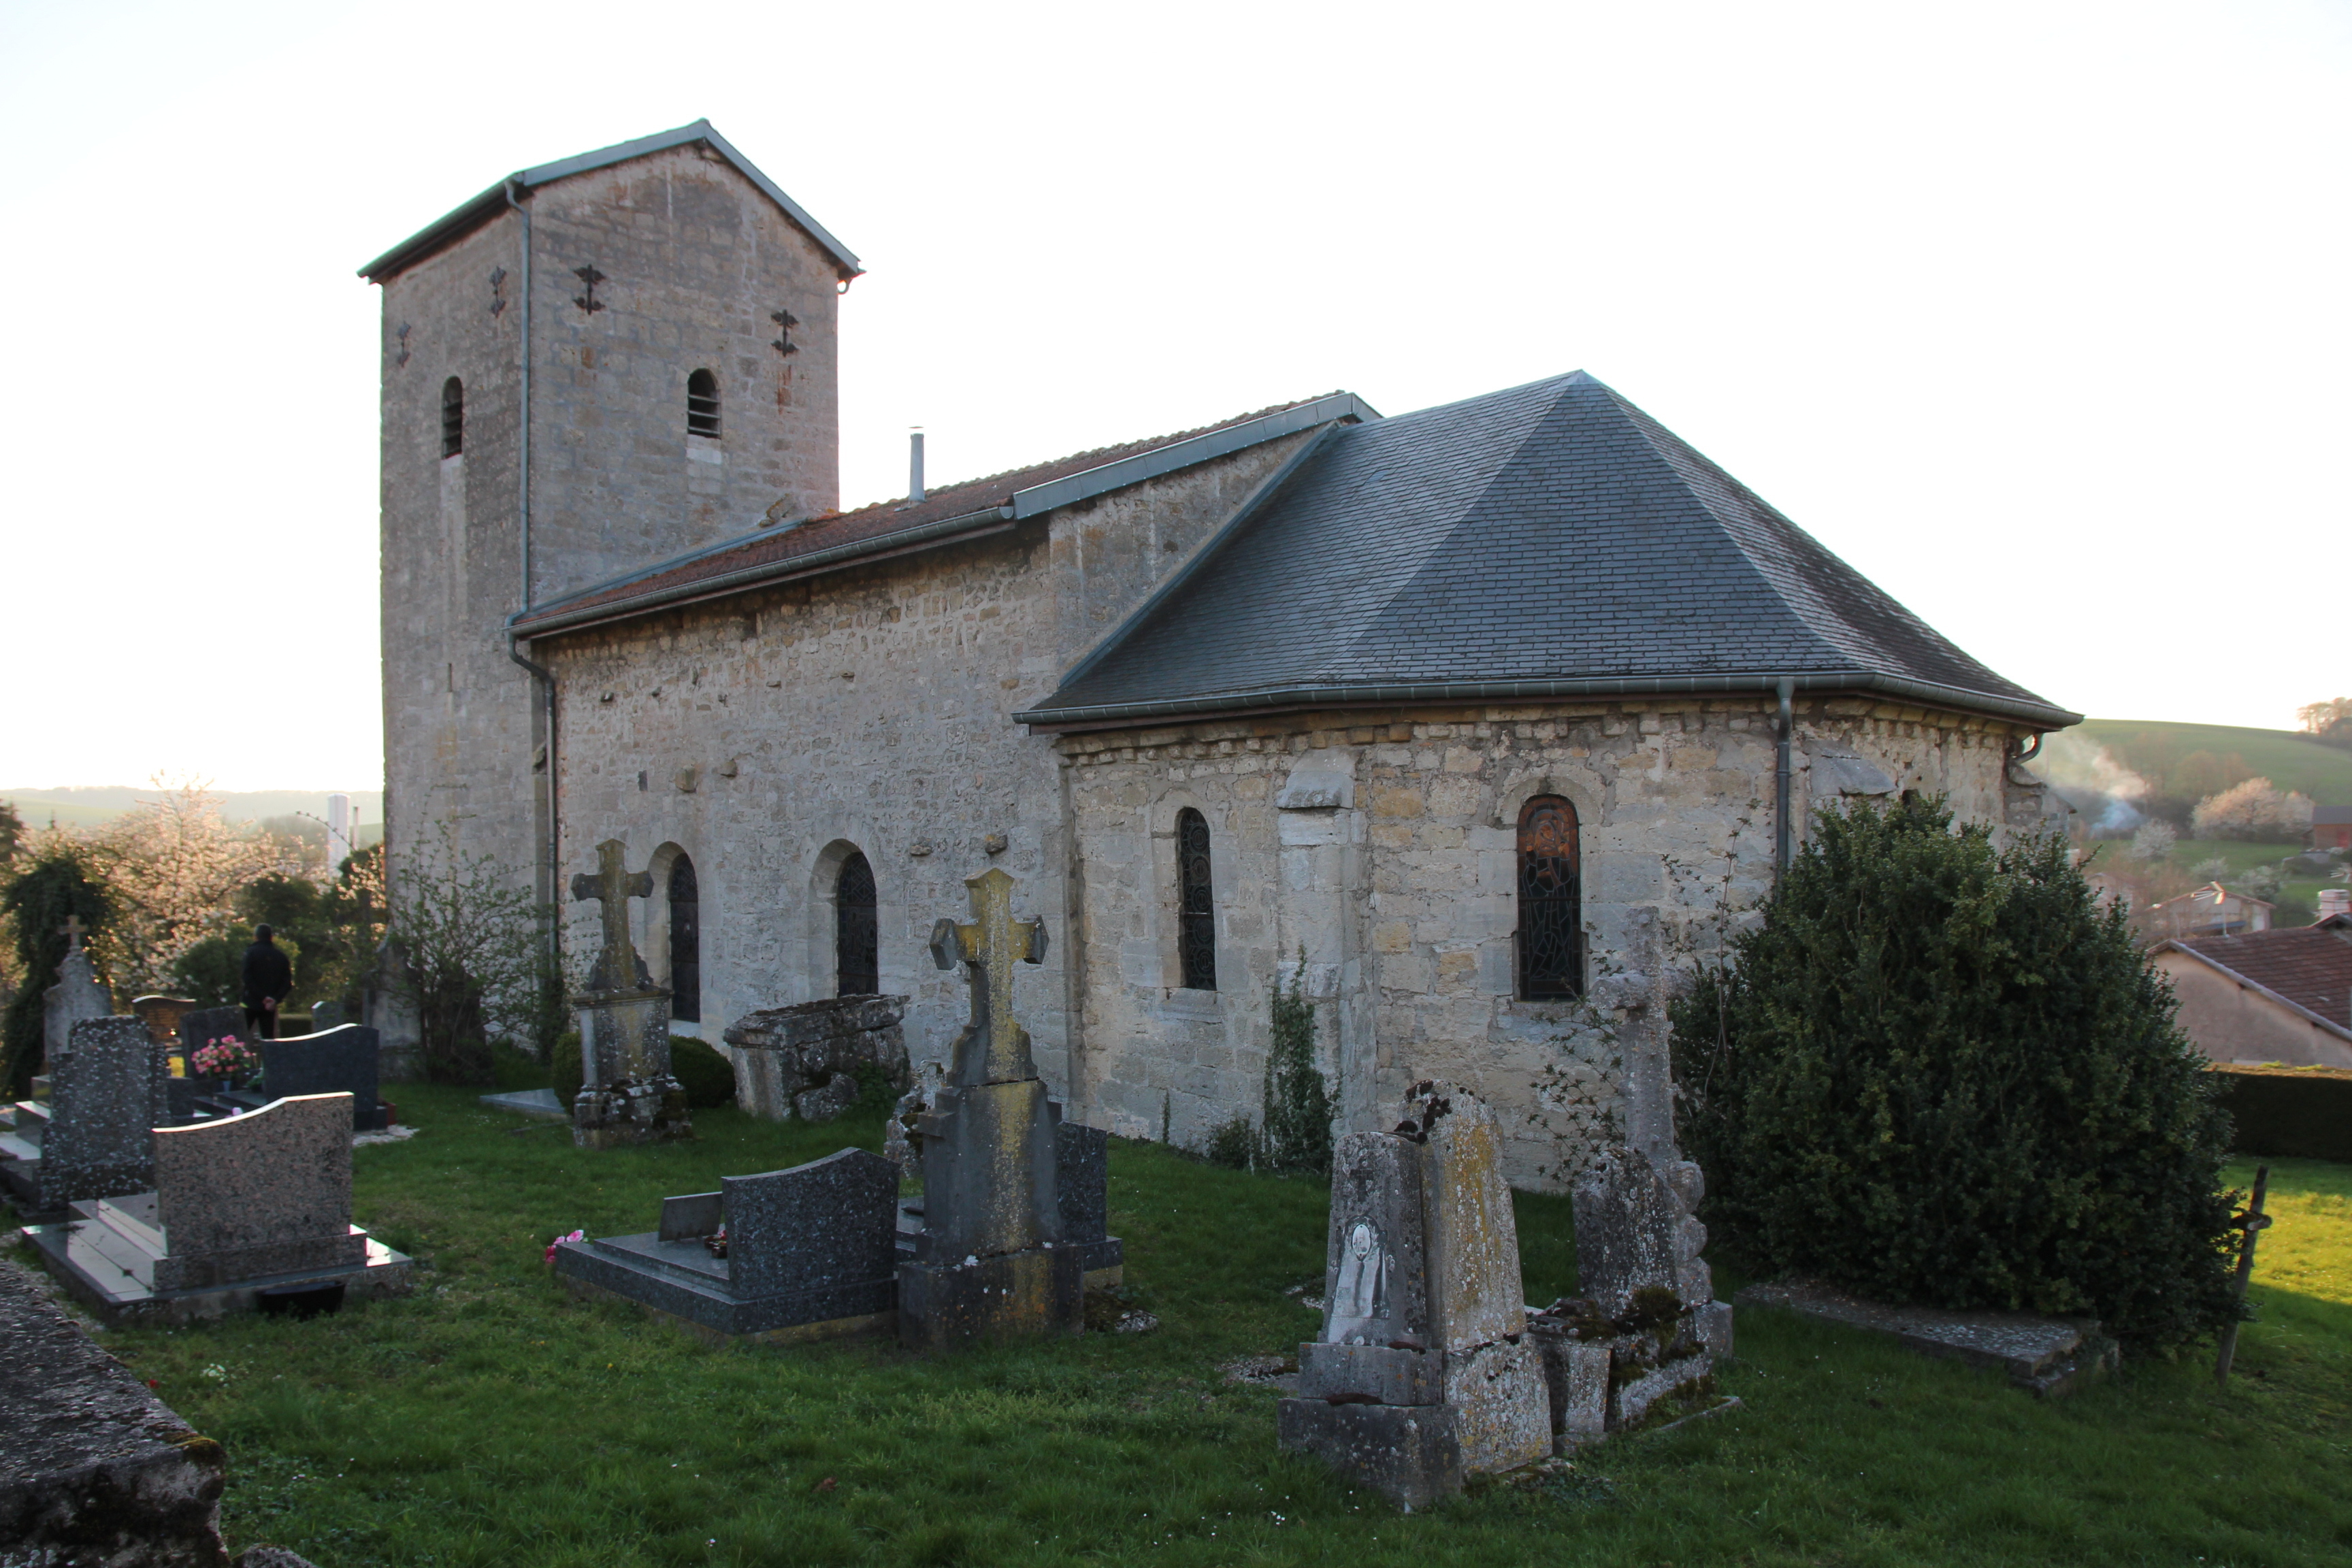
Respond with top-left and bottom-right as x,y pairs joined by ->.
555,1147 -> 903,1341
43,915 -> 112,1071
16,1017 -> 169,1215
896,867 -> 1084,1351
1277,1084 -> 1552,1508
568,839 -> 690,1149
1525,1145 -> 1734,1445
259,1024 -> 387,1130
361,937 -> 423,1083
129,994 -> 200,1051
21,1092 -> 412,1324
723,994 -> 911,1122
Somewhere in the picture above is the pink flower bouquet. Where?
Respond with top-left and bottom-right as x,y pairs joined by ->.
544,1228 -> 585,1264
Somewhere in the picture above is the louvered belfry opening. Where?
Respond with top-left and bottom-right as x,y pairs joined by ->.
1176,808 -> 1217,992
668,854 -> 701,1023
686,368 -> 721,438
836,851 -> 879,996
1516,796 -> 1584,999
440,376 -> 463,458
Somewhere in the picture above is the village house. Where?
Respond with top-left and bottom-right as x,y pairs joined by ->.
2149,883 -> 2276,939
2308,805 -> 2352,853
2155,915 -> 2352,1071
364,122 -> 2077,1188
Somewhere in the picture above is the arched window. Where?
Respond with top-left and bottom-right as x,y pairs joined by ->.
440,377 -> 463,458
836,851 -> 878,996
1516,796 -> 1583,999
1176,808 -> 1217,992
668,854 -> 700,1023
687,368 -> 720,439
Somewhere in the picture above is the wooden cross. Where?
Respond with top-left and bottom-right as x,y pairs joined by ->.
929,867 -> 1047,1083
61,914 -> 86,950
571,838 -> 653,992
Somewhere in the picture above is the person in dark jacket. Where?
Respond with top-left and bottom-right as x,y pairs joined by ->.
241,924 -> 294,1039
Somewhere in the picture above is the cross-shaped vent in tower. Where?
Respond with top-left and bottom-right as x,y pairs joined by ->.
769,308 -> 798,357
572,265 -> 608,314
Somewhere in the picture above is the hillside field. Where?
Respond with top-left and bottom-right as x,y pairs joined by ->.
2074,719 -> 2352,805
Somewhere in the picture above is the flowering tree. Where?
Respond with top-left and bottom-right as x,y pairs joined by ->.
84,779 -> 293,996
387,821 -> 552,1083
2190,777 -> 2316,843
2127,820 -> 2178,862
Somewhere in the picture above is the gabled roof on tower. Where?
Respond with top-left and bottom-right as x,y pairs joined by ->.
357,119 -> 861,284
1018,371 -> 2079,731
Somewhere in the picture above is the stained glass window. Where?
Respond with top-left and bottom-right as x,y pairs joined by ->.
1177,808 -> 1217,992
668,853 -> 701,1022
836,851 -> 879,996
1517,796 -> 1583,999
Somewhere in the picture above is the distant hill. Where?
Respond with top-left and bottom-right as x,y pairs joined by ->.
2071,721 -> 2352,804
0,787 -> 384,830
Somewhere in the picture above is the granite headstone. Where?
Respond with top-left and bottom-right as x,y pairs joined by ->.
259,1025 -> 385,1130
149,1093 -> 368,1291
37,1017 -> 166,1213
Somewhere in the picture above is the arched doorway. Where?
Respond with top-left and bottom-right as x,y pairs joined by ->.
836,851 -> 878,996
668,853 -> 701,1022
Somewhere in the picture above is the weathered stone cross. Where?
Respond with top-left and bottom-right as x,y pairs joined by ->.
928,866 -> 1047,1083
60,914 -> 86,949
571,838 -> 653,994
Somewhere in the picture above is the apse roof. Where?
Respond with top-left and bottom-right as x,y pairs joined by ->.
1019,371 -> 2078,731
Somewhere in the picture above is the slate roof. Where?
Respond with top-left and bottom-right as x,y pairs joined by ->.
2168,919 -> 2352,1039
512,394 -> 1373,636
359,120 -> 861,284
1019,372 -> 2078,730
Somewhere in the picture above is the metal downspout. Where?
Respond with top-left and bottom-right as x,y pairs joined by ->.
1774,677 -> 1795,874
501,179 -> 561,966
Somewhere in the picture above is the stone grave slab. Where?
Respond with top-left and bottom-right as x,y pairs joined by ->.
568,838 -> 689,1149
1735,1277 -> 2116,1396
260,1024 -> 386,1130
556,1147 -> 900,1341
1279,1086 -> 1550,1506
479,1087 -> 569,1120
724,994 -> 911,1121
33,1016 -> 167,1215
0,1255 -> 232,1563
22,1092 -> 411,1325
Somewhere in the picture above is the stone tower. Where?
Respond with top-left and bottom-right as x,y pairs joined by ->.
361,121 -> 860,904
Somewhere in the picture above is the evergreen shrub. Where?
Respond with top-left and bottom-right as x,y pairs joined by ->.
551,1029 -> 583,1106
1261,956 -> 1333,1174
1671,794 -> 2241,1350
1,850 -> 110,1096
670,1035 -> 737,1109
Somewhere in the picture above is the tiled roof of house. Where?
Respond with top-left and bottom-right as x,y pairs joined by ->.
2171,919 -> 2352,1036
2313,805 -> 2352,826
512,395 -> 1369,635
1019,372 -> 2079,730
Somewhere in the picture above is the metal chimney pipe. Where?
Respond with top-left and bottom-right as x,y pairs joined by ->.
909,430 -> 926,502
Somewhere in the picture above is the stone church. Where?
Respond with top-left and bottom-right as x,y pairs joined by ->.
365,121 -> 2077,1188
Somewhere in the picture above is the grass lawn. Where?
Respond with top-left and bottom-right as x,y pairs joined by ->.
12,1088 -> 2349,1567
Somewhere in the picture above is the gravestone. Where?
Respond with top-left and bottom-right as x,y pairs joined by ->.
21,1092 -> 412,1324
43,917 -> 112,1070
259,1025 -> 386,1130
555,1148 -> 902,1341
569,838 -> 690,1149
310,998 -> 349,1031
36,1017 -> 167,1213
1526,1145 -> 1734,1442
129,995 -> 199,1048
896,867 -> 1083,1351
177,1004 -> 254,1063
723,994 -> 911,1121
1277,1085 -> 1551,1507
361,939 -> 422,1083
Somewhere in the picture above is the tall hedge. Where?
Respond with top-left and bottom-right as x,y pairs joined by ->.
1,849 -> 111,1096
1671,794 -> 2240,1351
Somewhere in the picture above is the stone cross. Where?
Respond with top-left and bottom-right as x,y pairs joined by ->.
61,914 -> 86,950
928,867 -> 1047,1083
572,839 -> 653,994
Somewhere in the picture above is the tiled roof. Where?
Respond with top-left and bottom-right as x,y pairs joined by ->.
1020,372 -> 2080,730
512,396 -> 1358,634
2172,921 -> 2352,1036
2313,805 -> 2352,825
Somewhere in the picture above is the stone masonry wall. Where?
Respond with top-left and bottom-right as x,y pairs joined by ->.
532,430 -> 1321,1081
379,145 -> 847,903
1059,697 -> 2050,1191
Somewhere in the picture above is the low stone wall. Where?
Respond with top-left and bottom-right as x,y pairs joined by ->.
723,996 -> 910,1122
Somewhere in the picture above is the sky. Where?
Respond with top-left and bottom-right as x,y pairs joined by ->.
1,0 -> 2345,792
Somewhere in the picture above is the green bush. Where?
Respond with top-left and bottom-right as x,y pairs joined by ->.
1671,794 -> 2240,1351
670,1036 -> 736,1109
1202,1114 -> 1260,1170
1262,958 -> 1334,1174
2206,1064 -> 2352,1161
551,1030 -> 583,1107
1,850 -> 110,1096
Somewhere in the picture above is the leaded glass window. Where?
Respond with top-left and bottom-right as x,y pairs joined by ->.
1517,796 -> 1583,999
668,853 -> 700,1023
1177,808 -> 1217,992
836,851 -> 879,996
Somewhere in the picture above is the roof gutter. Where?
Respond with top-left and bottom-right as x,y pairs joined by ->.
1014,670 -> 2083,734
2156,941 -> 2352,1043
